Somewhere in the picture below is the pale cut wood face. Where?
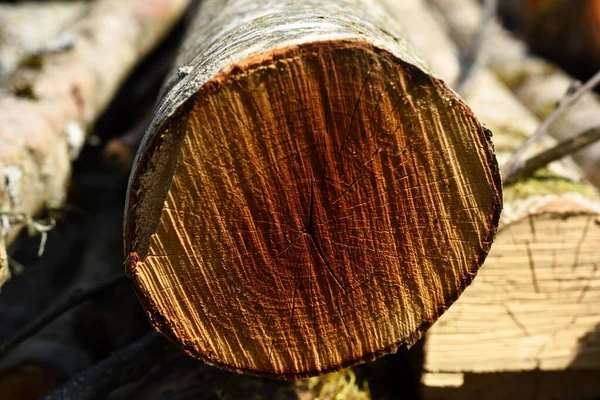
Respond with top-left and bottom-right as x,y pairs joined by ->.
426,211 -> 600,373
128,41 -> 501,379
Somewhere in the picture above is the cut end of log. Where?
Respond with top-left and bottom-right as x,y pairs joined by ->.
426,204 -> 600,373
125,40 -> 502,379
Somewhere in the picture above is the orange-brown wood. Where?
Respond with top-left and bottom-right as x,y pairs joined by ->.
126,38 -> 501,379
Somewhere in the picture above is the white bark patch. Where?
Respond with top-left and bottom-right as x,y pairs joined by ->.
65,120 -> 85,159
1,215 -> 9,238
4,166 -> 22,206
177,65 -> 193,77
44,32 -> 77,54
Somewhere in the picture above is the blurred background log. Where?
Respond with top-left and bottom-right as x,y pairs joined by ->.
0,1 -> 87,84
386,1 -> 600,398
0,0 -> 189,285
126,0 -> 501,380
427,0 -> 600,188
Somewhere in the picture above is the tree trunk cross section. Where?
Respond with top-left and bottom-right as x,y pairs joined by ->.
125,0 -> 502,380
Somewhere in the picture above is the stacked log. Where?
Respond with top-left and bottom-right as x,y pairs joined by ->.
0,0 -> 189,285
386,1 -> 600,398
124,0 -> 502,380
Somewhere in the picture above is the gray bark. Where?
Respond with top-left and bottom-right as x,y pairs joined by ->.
126,0 -> 434,256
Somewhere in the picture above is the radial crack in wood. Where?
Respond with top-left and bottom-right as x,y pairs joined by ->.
125,0 -> 502,380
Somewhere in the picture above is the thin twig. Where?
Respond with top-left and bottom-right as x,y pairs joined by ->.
456,0 -> 498,95
0,273 -> 127,359
504,125 -> 600,185
42,331 -> 175,400
505,69 -> 600,175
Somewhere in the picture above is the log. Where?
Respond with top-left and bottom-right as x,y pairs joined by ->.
0,0 -> 190,284
125,0 -> 502,380
0,1 -> 87,83
427,0 -> 600,188
385,0 -> 600,392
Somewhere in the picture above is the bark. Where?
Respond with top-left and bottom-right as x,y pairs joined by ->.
125,0 -> 502,380
0,0 -> 190,285
0,1 -> 87,83
427,0 -> 600,188
386,0 -> 600,386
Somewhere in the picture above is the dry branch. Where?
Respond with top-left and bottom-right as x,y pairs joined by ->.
455,0 -> 498,95
428,0 -> 600,188
0,0 -> 190,285
505,69 -> 600,175
388,0 -> 600,386
505,125 -> 600,185
125,0 -> 502,380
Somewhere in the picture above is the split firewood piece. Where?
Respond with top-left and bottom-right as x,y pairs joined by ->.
428,0 -> 600,188
0,0 -> 190,285
125,0 -> 502,380
386,0 -> 600,385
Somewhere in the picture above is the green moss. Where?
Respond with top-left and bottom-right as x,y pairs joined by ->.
295,369 -> 371,400
504,167 -> 600,201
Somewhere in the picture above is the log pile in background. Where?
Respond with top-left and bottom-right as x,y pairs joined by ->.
0,1 -> 87,83
387,1 -> 600,398
125,0 -> 502,380
0,0 -> 189,286
428,0 -> 600,188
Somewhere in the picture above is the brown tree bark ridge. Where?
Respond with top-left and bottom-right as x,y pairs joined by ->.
125,0 -> 502,380
0,0 -> 189,285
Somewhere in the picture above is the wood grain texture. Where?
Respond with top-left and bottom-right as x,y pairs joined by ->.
125,0 -> 502,379
387,0 -> 600,384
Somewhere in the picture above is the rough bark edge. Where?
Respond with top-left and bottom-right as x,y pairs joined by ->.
124,39 -> 502,381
